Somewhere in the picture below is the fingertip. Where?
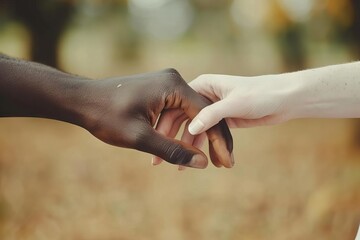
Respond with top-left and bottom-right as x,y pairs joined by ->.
188,119 -> 205,135
219,152 -> 234,169
224,153 -> 235,168
223,159 -> 234,168
187,154 -> 208,169
219,134 -> 234,169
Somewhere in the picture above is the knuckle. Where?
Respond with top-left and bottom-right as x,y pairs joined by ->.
164,69 -> 184,85
163,68 -> 180,75
196,74 -> 212,83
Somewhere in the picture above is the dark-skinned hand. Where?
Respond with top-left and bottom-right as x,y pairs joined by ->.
0,54 -> 233,168
84,69 -> 234,168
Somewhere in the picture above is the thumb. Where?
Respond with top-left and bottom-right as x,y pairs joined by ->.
133,123 -> 208,169
188,100 -> 228,135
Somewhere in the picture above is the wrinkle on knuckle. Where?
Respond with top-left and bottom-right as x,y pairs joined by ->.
164,88 -> 183,108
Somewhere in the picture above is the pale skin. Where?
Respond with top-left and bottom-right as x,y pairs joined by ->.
153,62 -> 360,166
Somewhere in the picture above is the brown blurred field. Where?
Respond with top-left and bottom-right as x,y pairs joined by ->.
1,1 -> 360,239
0,117 -> 359,240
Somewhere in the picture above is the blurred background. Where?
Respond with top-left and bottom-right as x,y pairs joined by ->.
0,0 -> 360,239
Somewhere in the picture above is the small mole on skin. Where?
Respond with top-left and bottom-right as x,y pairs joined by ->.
117,84 -> 122,88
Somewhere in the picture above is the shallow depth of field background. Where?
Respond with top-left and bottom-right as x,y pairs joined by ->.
0,0 -> 360,239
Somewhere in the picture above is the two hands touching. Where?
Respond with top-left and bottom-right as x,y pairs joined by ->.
87,69 -> 234,169
0,54 -> 232,169
2,54 -> 360,169
154,62 -> 360,166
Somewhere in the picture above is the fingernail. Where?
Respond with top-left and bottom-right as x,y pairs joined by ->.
189,119 -> 205,135
188,154 -> 207,169
230,153 -> 235,166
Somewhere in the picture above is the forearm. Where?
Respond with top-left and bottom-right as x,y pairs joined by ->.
0,54 -> 90,126
284,62 -> 360,119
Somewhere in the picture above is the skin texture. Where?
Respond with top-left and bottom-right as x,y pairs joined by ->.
0,54 -> 233,169
154,62 -> 360,165
186,62 -> 360,135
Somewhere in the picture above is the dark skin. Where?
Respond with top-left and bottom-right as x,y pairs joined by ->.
0,54 -> 233,169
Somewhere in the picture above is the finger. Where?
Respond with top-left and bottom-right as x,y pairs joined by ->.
193,132 -> 207,150
188,100 -> 229,135
180,120 -> 194,145
155,109 -> 184,137
184,130 -> 222,168
188,75 -> 221,102
180,89 -> 234,168
188,75 -> 234,167
168,113 -> 188,139
180,128 -> 206,150
208,138 -> 223,168
207,119 -> 232,168
181,120 -> 219,167
152,110 -> 187,165
177,124 -> 205,171
136,123 -> 208,169
177,116 -> 220,168
158,72 -> 233,168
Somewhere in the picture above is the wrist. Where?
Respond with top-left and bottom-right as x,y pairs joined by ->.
269,72 -> 307,121
67,78 -> 118,132
283,64 -> 360,119
52,75 -> 94,128
285,70 -> 317,119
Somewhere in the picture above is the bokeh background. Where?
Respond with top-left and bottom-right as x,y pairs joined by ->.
0,0 -> 360,239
